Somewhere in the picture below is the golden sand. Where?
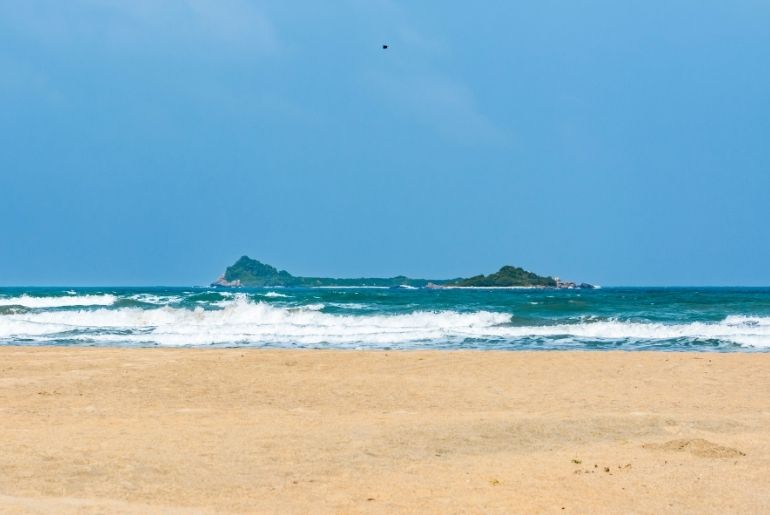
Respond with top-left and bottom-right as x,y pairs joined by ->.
0,348 -> 768,513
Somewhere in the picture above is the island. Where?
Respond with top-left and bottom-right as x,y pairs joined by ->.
211,256 -> 594,289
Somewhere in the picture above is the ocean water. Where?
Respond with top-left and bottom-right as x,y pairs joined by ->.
1,287 -> 769,351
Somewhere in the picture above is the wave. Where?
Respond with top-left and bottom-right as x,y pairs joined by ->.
263,291 -> 290,298
509,318 -> 770,347
182,292 -> 230,304
0,296 -> 768,348
127,294 -> 183,305
0,294 -> 117,309
326,302 -> 370,310
0,296 -> 509,346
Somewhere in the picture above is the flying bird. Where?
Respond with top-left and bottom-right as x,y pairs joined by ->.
382,44 -> 388,49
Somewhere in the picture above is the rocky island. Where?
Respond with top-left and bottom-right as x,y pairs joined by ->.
212,256 -> 594,289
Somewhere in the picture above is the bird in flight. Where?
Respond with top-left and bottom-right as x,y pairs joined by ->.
382,44 -> 388,49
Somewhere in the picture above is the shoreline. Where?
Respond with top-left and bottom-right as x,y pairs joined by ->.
1,348 -> 768,513
2,344 -> 768,353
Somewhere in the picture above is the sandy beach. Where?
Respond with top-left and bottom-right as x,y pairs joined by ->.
0,348 -> 768,514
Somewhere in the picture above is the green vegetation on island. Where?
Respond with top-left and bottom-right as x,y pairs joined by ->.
213,256 -> 589,288
451,265 -> 557,287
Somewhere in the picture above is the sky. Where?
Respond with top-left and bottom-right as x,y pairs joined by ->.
1,0 -> 769,286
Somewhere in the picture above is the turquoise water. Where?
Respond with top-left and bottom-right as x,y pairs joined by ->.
1,287 -> 769,351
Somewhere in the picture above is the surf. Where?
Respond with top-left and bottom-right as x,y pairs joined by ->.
0,292 -> 768,349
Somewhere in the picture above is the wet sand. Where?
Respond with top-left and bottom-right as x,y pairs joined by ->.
0,348 -> 768,513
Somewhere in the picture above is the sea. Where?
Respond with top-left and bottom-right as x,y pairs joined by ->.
0,286 -> 769,351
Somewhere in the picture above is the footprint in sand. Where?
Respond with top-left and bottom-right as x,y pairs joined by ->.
643,438 -> 745,458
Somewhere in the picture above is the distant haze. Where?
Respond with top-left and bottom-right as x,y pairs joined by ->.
1,1 -> 769,286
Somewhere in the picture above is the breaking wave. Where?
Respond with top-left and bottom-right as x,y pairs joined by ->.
0,294 -> 117,309
0,295 -> 768,349
263,291 -> 290,298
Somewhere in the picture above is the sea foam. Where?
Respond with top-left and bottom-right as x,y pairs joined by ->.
0,295 -> 768,348
0,294 -> 117,309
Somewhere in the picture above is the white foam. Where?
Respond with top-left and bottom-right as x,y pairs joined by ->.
263,291 -> 290,298
0,296 -> 768,348
212,292 -> 250,307
0,296 -> 508,346
128,294 -> 182,305
327,302 -> 370,310
0,294 -> 117,308
505,319 -> 770,347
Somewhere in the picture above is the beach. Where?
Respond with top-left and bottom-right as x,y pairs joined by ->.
0,348 -> 768,513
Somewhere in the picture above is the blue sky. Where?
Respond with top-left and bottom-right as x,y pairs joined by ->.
2,0 -> 769,286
